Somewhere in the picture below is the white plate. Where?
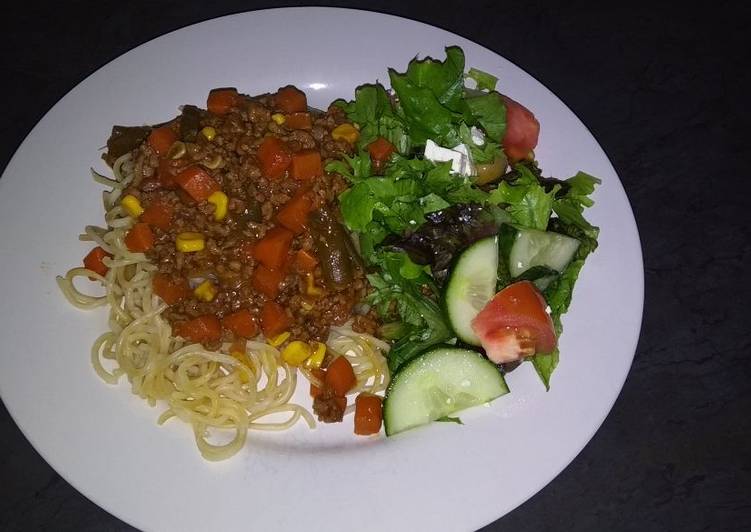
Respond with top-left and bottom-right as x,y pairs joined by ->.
0,7 -> 642,532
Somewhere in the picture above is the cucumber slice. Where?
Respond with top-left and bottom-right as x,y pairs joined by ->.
499,224 -> 580,290
383,346 -> 509,436
444,236 -> 498,345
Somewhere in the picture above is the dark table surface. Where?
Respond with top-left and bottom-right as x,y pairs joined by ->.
1,1 -> 749,531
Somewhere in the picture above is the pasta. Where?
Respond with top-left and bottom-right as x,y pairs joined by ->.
58,153 -> 389,461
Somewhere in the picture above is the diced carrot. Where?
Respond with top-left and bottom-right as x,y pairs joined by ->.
257,136 -> 292,179
174,166 -> 220,202
222,309 -> 258,339
294,249 -> 318,273
83,246 -> 111,277
252,226 -> 294,270
140,199 -> 173,230
325,355 -> 356,396
207,88 -> 241,115
275,192 -> 314,234
157,158 -> 182,189
174,315 -> 222,343
309,368 -> 326,398
152,273 -> 191,304
275,86 -> 307,113
285,112 -> 312,130
148,126 -> 177,157
260,301 -> 290,338
124,223 -> 155,252
176,188 -> 197,205
251,265 -> 285,298
354,393 -> 383,435
290,150 -> 322,180
367,136 -> 395,163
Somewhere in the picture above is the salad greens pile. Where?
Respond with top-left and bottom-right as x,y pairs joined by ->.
327,46 -> 600,389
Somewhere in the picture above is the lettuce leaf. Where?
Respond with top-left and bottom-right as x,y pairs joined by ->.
334,85 -> 410,154
387,46 -> 508,147
552,171 -> 602,240
337,155 -> 490,252
403,46 -> 466,112
389,72 -> 460,146
458,123 -> 503,164
488,163 -> 559,230
325,151 -> 372,183
464,91 -> 506,142
531,350 -> 559,391
366,250 -> 452,373
333,47 -> 601,390
532,174 -> 600,389
467,67 -> 498,91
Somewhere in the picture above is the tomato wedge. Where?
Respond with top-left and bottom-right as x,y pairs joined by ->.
470,280 -> 556,364
501,95 -> 540,162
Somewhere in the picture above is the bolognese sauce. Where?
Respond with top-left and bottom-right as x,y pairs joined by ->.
105,86 -> 374,350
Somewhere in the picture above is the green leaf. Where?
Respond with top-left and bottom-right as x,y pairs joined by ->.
552,171 -> 602,240
403,46 -> 466,112
458,123 -> 502,164
467,67 -> 498,91
378,322 -> 411,341
420,193 -> 451,214
365,250 -> 452,373
389,72 -> 459,145
325,151 -> 372,183
358,221 -> 389,260
339,184 -> 376,231
464,91 -> 506,142
544,258 -> 587,335
531,349 -> 559,391
338,84 -> 411,154
387,46 -> 474,146
489,164 -> 558,230
341,85 -> 390,124
423,162 -> 489,203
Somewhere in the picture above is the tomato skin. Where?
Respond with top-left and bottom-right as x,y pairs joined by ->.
501,95 -> 540,162
471,281 -> 556,364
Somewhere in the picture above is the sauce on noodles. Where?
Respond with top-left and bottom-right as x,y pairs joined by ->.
58,86 -> 390,461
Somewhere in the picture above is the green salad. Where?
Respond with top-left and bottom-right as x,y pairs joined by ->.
328,46 -> 600,435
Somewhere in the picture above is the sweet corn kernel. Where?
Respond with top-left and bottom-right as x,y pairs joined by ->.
175,232 -> 205,253
207,190 -> 228,221
304,342 -> 326,369
200,126 -> 216,141
281,341 -> 312,366
306,273 -> 323,297
331,123 -> 360,144
193,280 -> 217,302
271,113 -> 286,125
121,194 -> 144,217
269,331 -> 290,347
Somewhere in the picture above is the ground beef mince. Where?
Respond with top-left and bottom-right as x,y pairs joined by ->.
106,86 -> 373,346
312,383 -> 347,423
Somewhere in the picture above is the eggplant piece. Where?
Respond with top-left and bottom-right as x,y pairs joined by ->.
179,105 -> 202,143
309,208 -> 363,289
104,125 -> 151,166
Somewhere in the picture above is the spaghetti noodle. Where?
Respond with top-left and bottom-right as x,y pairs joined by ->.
58,153 -> 389,461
